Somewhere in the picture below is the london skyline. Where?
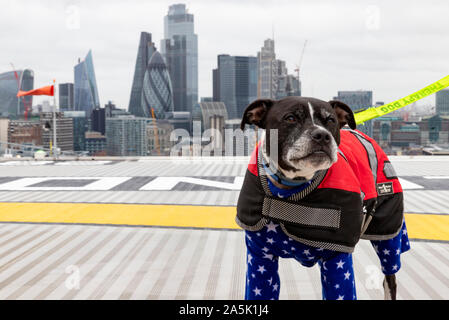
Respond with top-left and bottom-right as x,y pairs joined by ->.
1,0 -> 448,109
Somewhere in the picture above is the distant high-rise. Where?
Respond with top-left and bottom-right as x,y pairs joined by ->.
257,39 -> 277,99
0,70 -> 34,118
74,50 -> 100,116
161,4 -> 198,113
128,32 -> 157,117
64,111 -> 88,151
436,89 -> 449,115
141,51 -> 174,119
285,75 -> 301,97
335,90 -> 373,136
91,107 -> 106,135
213,54 -> 258,119
106,116 -> 149,156
40,112 -> 74,151
59,83 -> 74,111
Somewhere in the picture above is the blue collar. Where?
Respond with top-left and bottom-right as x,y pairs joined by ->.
261,155 -> 310,188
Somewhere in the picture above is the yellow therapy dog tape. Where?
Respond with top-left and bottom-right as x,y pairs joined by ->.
354,74 -> 449,124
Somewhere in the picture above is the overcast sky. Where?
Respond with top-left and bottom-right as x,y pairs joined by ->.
1,0 -> 448,109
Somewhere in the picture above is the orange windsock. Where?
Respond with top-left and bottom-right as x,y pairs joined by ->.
17,85 -> 54,97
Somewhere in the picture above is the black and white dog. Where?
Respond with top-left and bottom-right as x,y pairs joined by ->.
237,96 -> 409,300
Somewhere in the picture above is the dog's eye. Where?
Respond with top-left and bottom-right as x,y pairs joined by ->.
285,115 -> 296,123
326,116 -> 336,124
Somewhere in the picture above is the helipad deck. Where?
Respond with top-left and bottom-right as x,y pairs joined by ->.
0,156 -> 448,300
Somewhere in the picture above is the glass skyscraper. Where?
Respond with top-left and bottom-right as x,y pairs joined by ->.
74,50 -> 100,116
161,4 -> 198,113
335,90 -> 374,136
257,39 -> 277,99
436,89 -> 449,115
0,69 -> 34,118
213,55 -> 258,119
141,51 -> 174,119
106,116 -> 149,156
59,83 -> 74,111
128,32 -> 157,117
63,111 -> 88,151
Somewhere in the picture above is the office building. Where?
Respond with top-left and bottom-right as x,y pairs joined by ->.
106,116 -> 148,156
91,107 -> 106,135
59,83 -> 74,111
335,90 -> 373,136
161,4 -> 198,113
141,51 -> 174,119
39,112 -> 74,151
436,89 -> 449,115
285,74 -> 301,97
213,55 -> 258,119
256,39 -> 300,100
7,120 -> 42,147
257,39 -> 277,99
0,118 -> 9,150
0,70 -> 34,118
64,111 -> 88,151
85,131 -> 107,156
74,50 -> 100,115
128,32 -> 157,117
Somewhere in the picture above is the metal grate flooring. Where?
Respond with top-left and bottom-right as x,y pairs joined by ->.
0,223 -> 448,300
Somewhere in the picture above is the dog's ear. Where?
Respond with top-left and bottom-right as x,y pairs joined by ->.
240,99 -> 275,130
328,100 -> 356,129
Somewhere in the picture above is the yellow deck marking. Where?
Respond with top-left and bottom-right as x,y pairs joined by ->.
0,202 -> 448,241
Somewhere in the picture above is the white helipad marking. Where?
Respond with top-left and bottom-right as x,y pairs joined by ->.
0,177 -> 131,191
398,178 -> 424,190
54,161 -> 112,166
423,176 -> 449,179
140,176 -> 244,191
0,161 -> 54,166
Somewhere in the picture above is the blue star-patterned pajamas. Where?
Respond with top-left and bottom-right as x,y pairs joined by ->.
370,220 -> 410,275
245,179 -> 357,300
245,224 -> 356,300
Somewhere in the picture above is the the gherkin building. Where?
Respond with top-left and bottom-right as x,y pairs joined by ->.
141,51 -> 174,119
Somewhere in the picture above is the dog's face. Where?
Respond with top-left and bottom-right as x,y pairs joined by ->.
241,97 -> 356,179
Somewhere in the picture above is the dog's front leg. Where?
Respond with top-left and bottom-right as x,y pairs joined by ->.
383,274 -> 397,300
244,231 -> 281,300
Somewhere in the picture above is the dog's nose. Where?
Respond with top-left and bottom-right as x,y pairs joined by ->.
310,128 -> 331,144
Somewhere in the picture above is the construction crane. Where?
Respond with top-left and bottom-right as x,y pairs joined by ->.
294,40 -> 308,82
10,62 -> 32,120
150,108 -> 161,156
